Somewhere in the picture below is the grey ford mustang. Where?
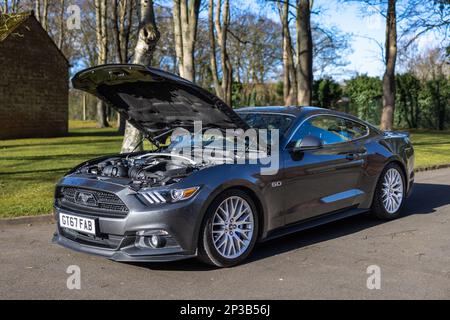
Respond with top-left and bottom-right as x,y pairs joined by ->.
53,64 -> 414,267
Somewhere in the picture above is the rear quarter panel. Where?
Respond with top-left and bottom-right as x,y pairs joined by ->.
358,131 -> 414,208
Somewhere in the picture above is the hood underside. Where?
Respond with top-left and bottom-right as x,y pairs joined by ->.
72,64 -> 249,140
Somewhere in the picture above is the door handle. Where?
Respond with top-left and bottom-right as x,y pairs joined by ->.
356,147 -> 367,155
346,148 -> 367,160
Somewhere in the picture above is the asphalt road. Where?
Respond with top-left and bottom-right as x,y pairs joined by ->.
1,168 -> 450,299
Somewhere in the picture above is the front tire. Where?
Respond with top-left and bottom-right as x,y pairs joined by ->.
198,190 -> 259,267
371,163 -> 406,220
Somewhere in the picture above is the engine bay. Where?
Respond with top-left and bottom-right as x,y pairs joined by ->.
77,153 -> 201,187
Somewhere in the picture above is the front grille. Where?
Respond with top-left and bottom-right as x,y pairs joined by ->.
57,186 -> 129,218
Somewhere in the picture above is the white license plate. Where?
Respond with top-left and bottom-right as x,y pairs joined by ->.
59,213 -> 96,235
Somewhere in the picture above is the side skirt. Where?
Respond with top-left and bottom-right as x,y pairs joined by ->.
261,207 -> 369,242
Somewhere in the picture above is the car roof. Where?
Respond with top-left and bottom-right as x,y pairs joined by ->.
235,105 -> 381,132
236,106 -> 331,117
234,106 -> 340,117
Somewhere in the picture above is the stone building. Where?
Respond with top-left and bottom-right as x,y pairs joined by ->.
0,11 -> 69,139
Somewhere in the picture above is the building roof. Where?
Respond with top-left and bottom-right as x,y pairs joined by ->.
0,11 -> 69,65
0,11 -> 32,42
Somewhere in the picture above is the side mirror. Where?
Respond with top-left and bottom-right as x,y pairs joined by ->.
294,135 -> 323,151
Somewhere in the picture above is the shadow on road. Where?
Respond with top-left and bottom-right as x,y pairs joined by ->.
125,182 -> 450,271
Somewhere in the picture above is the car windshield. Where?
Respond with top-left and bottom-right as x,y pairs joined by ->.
237,112 -> 295,135
161,113 -> 294,153
164,132 -> 244,151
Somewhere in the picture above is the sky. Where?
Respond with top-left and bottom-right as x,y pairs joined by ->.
240,0 -> 442,80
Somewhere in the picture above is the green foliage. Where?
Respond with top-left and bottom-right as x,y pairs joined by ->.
419,76 -> 450,130
395,73 -> 422,128
231,82 -> 244,107
344,75 -> 382,124
231,82 -> 283,108
344,73 -> 449,130
312,77 -> 343,109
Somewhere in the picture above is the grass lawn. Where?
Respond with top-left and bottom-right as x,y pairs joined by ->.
408,130 -> 450,169
1,122 -> 450,218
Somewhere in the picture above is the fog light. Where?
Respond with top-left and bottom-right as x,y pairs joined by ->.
135,230 -> 169,249
150,235 -> 166,248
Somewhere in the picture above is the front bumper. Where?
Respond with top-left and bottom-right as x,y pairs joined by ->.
52,176 -> 208,262
52,230 -> 196,262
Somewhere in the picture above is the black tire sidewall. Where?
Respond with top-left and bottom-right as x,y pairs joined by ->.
199,189 -> 259,267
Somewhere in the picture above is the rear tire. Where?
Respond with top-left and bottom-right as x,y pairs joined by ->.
198,189 -> 259,267
371,163 -> 406,220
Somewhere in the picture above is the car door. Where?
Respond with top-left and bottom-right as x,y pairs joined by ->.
281,115 -> 367,225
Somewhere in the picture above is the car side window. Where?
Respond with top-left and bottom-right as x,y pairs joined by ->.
343,119 -> 368,140
289,115 -> 352,147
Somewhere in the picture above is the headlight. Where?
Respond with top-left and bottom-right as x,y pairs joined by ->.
140,186 -> 200,204
170,187 -> 199,201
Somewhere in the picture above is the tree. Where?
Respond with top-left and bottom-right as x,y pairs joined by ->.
1,0 -> 21,13
296,0 -> 313,105
112,0 -> 134,134
420,76 -> 450,130
113,0 -> 133,64
312,25 -> 352,77
344,0 -> 449,130
312,77 -> 342,109
209,0 -> 232,106
79,1 -> 98,67
380,0 -> 397,131
57,0 -> 65,50
153,4 -> 177,74
34,0 -> 49,31
121,0 -> 160,153
410,47 -> 450,130
345,75 -> 383,124
401,0 -> 450,50
395,73 -> 421,128
94,0 -> 109,128
173,0 -> 201,81
271,0 -> 318,106
276,0 -> 297,105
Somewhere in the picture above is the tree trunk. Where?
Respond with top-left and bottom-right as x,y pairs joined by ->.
278,0 -> 297,106
57,0 -> 65,49
380,0 -> 397,131
95,0 -> 109,128
113,0 -> 133,135
42,0 -> 49,31
173,0 -> 200,82
209,0 -> 232,107
113,0 -> 132,64
436,80 -> 444,130
208,0 -> 223,98
281,2 -> 291,106
296,0 -> 313,106
121,0 -> 160,153
35,0 -> 41,22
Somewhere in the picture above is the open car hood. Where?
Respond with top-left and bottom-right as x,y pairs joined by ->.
72,64 -> 249,140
